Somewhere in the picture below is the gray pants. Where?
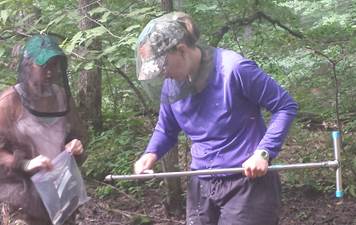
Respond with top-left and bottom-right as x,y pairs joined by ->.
186,171 -> 281,225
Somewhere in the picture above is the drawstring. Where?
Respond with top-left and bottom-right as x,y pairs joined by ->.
210,177 -> 223,196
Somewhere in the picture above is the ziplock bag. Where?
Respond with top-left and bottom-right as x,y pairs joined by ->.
31,151 -> 90,225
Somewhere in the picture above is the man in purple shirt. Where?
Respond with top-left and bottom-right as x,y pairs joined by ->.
134,12 -> 298,225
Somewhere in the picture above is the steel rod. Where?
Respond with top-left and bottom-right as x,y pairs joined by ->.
105,160 -> 339,181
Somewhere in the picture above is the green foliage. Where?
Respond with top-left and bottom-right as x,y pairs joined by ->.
95,185 -> 114,199
82,110 -> 151,196
82,115 -> 148,179
279,125 -> 356,197
130,215 -> 153,225
340,134 -> 356,197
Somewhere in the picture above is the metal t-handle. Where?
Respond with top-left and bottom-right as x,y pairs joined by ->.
105,131 -> 343,198
332,131 -> 343,198
105,161 -> 339,180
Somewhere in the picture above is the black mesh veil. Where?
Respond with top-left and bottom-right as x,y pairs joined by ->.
15,34 -> 71,117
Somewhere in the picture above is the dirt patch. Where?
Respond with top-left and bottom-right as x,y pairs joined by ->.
71,181 -> 356,225
280,185 -> 356,225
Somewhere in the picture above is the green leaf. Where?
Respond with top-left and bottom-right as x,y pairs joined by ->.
115,58 -> 129,68
349,185 -> 356,197
116,35 -> 137,49
193,3 -> 218,12
45,14 -> 66,29
0,9 -> 10,24
126,7 -> 155,18
99,11 -> 111,23
64,31 -> 84,53
88,7 -> 108,16
98,45 -> 118,59
84,62 -> 95,70
0,0 -> 12,6
0,47 -> 5,57
124,24 -> 140,32
85,26 -> 107,39
131,215 -> 153,225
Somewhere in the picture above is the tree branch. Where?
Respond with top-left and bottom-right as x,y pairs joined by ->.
114,68 -> 149,112
211,11 -> 304,47
257,11 -> 304,39
211,12 -> 259,47
99,64 -> 155,128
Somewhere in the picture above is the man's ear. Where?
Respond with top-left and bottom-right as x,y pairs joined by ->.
176,43 -> 188,57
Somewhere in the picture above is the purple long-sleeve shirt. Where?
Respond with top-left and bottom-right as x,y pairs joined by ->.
145,48 -> 298,171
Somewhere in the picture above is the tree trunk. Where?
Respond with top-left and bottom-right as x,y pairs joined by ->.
161,145 -> 184,216
77,0 -> 102,131
159,0 -> 184,217
161,0 -> 173,12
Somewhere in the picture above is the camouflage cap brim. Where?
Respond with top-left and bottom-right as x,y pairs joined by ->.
138,54 -> 166,81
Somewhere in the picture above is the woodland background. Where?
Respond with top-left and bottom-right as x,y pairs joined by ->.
0,0 -> 355,224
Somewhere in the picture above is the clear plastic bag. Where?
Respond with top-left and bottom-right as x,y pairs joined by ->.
31,151 -> 90,225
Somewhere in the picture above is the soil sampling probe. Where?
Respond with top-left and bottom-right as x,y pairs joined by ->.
105,131 -> 343,198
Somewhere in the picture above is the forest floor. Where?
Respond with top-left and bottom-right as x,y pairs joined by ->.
72,179 -> 356,225
73,130 -> 356,225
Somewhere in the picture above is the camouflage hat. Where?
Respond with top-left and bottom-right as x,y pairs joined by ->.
136,18 -> 185,80
23,34 -> 65,65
